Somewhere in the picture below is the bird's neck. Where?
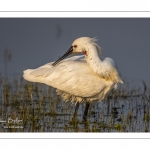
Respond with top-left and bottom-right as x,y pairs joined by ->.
85,44 -> 122,83
85,44 -> 103,75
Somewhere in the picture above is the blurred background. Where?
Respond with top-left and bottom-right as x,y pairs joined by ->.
0,18 -> 150,84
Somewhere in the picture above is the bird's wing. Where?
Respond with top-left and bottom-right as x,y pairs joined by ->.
28,55 -> 85,77
100,57 -> 123,83
24,55 -> 110,98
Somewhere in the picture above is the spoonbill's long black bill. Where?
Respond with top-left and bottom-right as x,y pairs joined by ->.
52,46 -> 73,66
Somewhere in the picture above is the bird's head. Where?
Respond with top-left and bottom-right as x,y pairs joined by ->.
52,37 -> 100,66
72,37 -> 92,53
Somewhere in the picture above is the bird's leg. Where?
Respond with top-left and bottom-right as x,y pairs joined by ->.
72,101 -> 80,119
83,102 -> 90,121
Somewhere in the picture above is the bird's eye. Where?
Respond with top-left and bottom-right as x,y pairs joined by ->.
74,45 -> 77,48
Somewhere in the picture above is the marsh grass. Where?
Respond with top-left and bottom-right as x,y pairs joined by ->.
0,77 -> 150,132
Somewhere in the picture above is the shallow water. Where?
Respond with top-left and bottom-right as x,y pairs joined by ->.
0,77 -> 150,132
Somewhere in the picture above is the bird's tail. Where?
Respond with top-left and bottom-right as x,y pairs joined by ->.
23,69 -> 40,83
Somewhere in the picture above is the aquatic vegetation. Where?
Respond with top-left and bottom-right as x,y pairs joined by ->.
0,77 -> 150,132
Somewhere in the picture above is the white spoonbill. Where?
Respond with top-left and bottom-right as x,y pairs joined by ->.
23,37 -> 123,120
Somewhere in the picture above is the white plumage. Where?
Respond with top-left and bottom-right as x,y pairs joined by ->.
23,37 -> 123,103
